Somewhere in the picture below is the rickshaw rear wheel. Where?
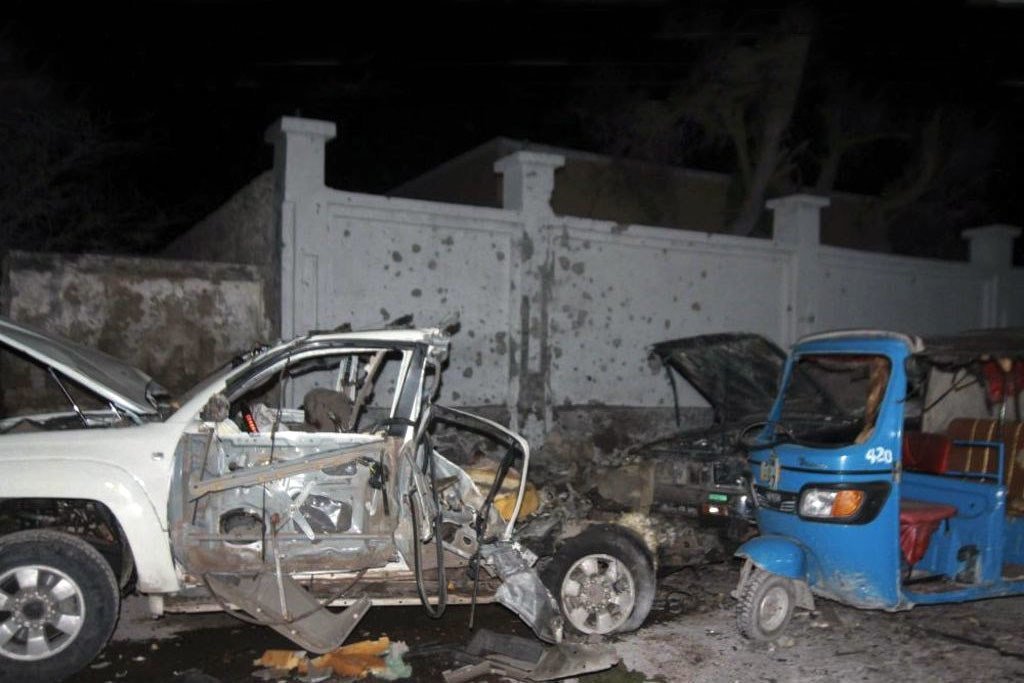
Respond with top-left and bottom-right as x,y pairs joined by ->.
736,568 -> 795,641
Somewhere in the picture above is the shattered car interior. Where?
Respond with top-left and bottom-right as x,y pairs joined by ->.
0,318 -> 576,681
170,334 -> 564,649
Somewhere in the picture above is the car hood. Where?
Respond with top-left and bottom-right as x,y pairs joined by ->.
651,333 -> 790,425
0,317 -> 167,416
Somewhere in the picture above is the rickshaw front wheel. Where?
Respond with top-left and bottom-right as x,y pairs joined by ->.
736,568 -> 795,641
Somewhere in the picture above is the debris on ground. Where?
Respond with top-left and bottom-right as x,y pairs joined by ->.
252,637 -> 412,680
465,460 -> 540,521
441,628 -> 618,682
648,565 -> 732,620
576,663 -> 662,683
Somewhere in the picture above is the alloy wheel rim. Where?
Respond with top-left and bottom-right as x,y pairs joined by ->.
560,553 -> 636,634
0,564 -> 86,661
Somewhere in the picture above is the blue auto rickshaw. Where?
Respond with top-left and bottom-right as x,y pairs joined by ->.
734,328 -> 1024,640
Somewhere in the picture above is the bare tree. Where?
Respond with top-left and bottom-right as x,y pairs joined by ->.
880,108 -> 998,257
0,45 -> 180,253
572,5 -> 998,254
574,6 -> 816,237
715,28 -> 811,236
813,78 -> 909,194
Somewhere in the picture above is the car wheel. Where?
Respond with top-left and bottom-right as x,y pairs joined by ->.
0,530 -> 120,682
542,526 -> 655,635
736,568 -> 794,641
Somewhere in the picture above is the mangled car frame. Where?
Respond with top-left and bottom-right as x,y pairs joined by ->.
0,317 -> 561,681
517,333 -> 806,635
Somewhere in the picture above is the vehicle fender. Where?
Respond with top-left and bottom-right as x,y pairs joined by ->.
735,534 -> 810,581
0,458 -> 179,593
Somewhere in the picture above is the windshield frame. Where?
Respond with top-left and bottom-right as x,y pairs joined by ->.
775,353 -> 891,446
762,337 -> 911,451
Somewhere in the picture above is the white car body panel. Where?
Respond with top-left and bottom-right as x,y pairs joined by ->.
0,422 -> 182,591
0,323 -> 518,598
0,324 -> 453,595
0,317 -> 573,674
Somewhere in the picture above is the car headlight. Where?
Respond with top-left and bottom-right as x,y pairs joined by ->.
799,489 -> 864,518
797,483 -> 890,524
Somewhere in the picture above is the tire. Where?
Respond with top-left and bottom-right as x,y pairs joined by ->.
736,568 -> 795,641
541,525 -> 655,635
0,530 -> 120,682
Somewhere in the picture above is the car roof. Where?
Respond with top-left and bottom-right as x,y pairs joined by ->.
795,327 -> 1024,364
796,328 -> 924,351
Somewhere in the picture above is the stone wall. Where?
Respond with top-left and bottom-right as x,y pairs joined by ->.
1,251 -> 271,397
163,171 -> 278,334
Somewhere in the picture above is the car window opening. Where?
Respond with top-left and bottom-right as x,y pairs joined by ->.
777,354 -> 892,447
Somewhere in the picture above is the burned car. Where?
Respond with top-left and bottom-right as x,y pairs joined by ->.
0,317 -> 562,681
518,333 -> 830,635
635,333 -> 792,537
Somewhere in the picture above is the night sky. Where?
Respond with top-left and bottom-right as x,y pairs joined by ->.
3,1 -> 1024,260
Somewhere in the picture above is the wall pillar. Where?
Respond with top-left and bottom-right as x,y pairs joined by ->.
265,117 -> 337,201
768,193 -> 830,344
265,117 -> 336,341
494,151 -> 565,440
963,224 -> 1021,327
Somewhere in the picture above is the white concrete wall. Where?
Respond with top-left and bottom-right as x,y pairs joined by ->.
547,218 -> 790,409
309,193 -> 522,407
265,117 -> 1024,445
811,248 -> 990,334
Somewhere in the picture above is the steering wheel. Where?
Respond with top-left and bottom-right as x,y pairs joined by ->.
738,420 -> 795,452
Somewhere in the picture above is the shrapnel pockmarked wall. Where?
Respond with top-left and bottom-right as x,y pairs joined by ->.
172,117 -> 1024,456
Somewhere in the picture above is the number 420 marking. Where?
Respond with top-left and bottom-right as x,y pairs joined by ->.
865,447 -> 893,464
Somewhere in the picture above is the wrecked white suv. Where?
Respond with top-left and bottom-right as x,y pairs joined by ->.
0,317 -> 562,681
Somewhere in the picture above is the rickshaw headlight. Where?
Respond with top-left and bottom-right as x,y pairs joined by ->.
799,488 -> 865,518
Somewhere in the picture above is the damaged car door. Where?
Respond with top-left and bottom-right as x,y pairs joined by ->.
171,344 -> 413,650
169,338 -> 562,650
0,319 -> 566,681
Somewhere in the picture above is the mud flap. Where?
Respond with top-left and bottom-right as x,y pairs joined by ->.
205,573 -> 371,653
483,543 -> 564,644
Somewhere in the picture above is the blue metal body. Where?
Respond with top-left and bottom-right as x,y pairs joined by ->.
737,332 -> 1024,612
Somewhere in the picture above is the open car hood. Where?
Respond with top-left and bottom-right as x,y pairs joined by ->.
0,316 -> 167,416
651,333 -> 790,425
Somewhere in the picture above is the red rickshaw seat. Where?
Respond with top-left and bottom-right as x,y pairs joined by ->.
899,499 -> 957,566
902,432 -> 951,474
